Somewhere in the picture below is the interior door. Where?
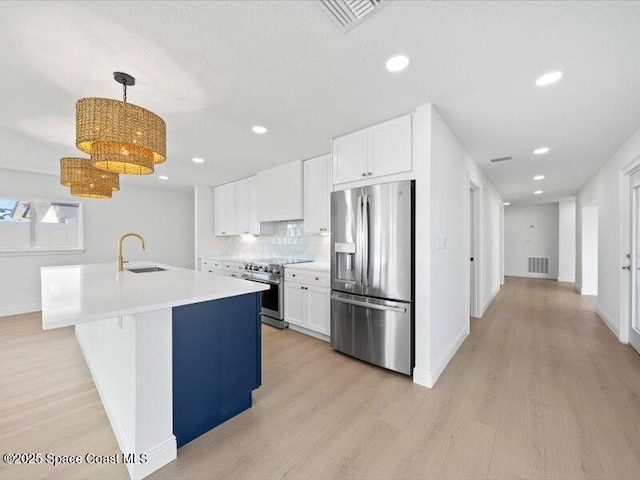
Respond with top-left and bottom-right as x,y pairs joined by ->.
629,171 -> 640,353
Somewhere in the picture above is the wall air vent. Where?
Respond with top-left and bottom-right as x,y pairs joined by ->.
490,156 -> 513,164
319,0 -> 386,32
528,257 -> 549,274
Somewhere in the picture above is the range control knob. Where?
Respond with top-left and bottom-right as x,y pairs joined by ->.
253,265 -> 259,271
272,267 -> 280,275
265,266 -> 273,273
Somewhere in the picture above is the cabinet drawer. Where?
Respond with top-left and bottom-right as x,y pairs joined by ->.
285,269 -> 330,288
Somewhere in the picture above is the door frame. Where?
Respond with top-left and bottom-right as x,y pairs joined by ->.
619,155 -> 640,343
467,173 -> 483,319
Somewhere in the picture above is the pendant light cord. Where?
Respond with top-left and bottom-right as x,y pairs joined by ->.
123,83 -> 127,103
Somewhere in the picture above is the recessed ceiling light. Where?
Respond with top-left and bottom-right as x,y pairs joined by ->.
534,147 -> 550,155
535,71 -> 563,87
158,175 -> 169,180
192,157 -> 204,164
534,190 -> 543,195
252,125 -> 268,134
386,55 -> 410,73
503,202 -> 511,206
533,175 -> 545,180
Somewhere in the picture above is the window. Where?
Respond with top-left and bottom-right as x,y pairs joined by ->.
0,197 -> 83,254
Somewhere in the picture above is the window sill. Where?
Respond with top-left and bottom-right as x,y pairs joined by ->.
0,247 -> 85,257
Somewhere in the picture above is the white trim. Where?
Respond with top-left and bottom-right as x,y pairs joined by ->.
482,285 -> 500,316
76,327 -> 177,480
413,327 -> 469,389
125,436 -> 177,480
0,303 -> 41,317
412,366 -> 433,389
596,306 -> 621,340
0,247 -> 84,257
557,276 -> 575,283
504,272 -> 557,280
288,323 -> 329,342
574,282 -> 582,294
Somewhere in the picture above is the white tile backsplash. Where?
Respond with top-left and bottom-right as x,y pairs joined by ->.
201,221 -> 330,261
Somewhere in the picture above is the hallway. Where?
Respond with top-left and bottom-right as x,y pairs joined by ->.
1,277 -> 640,479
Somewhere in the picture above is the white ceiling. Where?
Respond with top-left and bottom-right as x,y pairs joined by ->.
1,1 -> 639,205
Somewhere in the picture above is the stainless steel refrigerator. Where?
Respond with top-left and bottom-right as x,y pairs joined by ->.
330,180 -> 414,375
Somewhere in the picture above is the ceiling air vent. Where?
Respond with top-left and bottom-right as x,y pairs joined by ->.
319,0 -> 386,32
490,156 -> 513,164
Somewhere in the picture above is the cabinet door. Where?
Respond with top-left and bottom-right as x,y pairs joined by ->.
332,129 -> 368,185
214,185 -> 226,236
307,286 -> 330,335
235,178 -> 250,235
284,283 -> 306,327
368,114 -> 412,179
248,175 -> 261,235
304,154 -> 332,234
224,182 -> 237,235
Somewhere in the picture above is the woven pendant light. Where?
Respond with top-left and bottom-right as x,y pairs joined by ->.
75,72 -> 166,176
70,183 -> 113,199
60,158 -> 119,199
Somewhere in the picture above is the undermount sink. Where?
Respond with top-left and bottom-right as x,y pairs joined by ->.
126,267 -> 167,274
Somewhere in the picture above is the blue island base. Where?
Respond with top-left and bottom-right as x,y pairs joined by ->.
172,292 -> 261,448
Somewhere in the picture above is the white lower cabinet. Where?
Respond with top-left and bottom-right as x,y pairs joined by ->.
284,283 -> 306,327
284,267 -> 330,338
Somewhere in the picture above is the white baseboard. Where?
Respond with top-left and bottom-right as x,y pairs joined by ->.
76,327 -> 176,480
413,327 -> 469,389
288,324 -> 330,342
482,285 -> 500,316
126,436 -> 177,480
596,307 -> 620,340
412,366 -> 433,389
557,276 -> 575,283
0,303 -> 41,318
574,282 -> 582,294
505,272 -> 557,280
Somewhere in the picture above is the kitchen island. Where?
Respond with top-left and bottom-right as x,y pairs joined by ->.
41,262 -> 268,480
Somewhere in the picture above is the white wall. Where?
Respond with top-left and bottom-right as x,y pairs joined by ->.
425,107 -> 503,385
504,203 -> 559,279
558,198 -> 577,283
0,168 -> 194,316
580,205 -> 599,295
576,128 -> 640,340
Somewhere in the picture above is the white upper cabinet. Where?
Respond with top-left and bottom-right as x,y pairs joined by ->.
332,129 -> 368,184
235,177 -> 251,235
248,175 -> 261,235
332,113 -> 412,185
214,185 -> 226,236
304,154 -> 332,234
257,160 -> 303,222
368,115 -> 412,178
214,182 -> 236,236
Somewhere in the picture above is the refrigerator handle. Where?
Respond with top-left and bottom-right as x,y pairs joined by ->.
331,294 -> 407,314
362,193 -> 370,287
355,194 -> 363,286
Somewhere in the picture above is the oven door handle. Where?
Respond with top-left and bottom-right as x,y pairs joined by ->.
241,274 -> 279,286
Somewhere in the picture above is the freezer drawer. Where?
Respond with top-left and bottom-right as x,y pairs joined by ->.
330,292 -> 412,375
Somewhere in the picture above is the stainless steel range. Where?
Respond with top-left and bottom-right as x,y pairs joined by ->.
241,258 -> 312,329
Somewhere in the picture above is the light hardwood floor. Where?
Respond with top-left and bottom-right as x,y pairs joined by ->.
2,277 -> 640,479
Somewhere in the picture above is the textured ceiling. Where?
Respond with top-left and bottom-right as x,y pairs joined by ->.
0,1 -> 639,204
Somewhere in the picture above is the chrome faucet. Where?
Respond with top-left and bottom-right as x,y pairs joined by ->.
117,233 -> 146,272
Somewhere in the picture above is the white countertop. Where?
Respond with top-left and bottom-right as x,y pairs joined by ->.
285,261 -> 330,272
41,262 -> 269,330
